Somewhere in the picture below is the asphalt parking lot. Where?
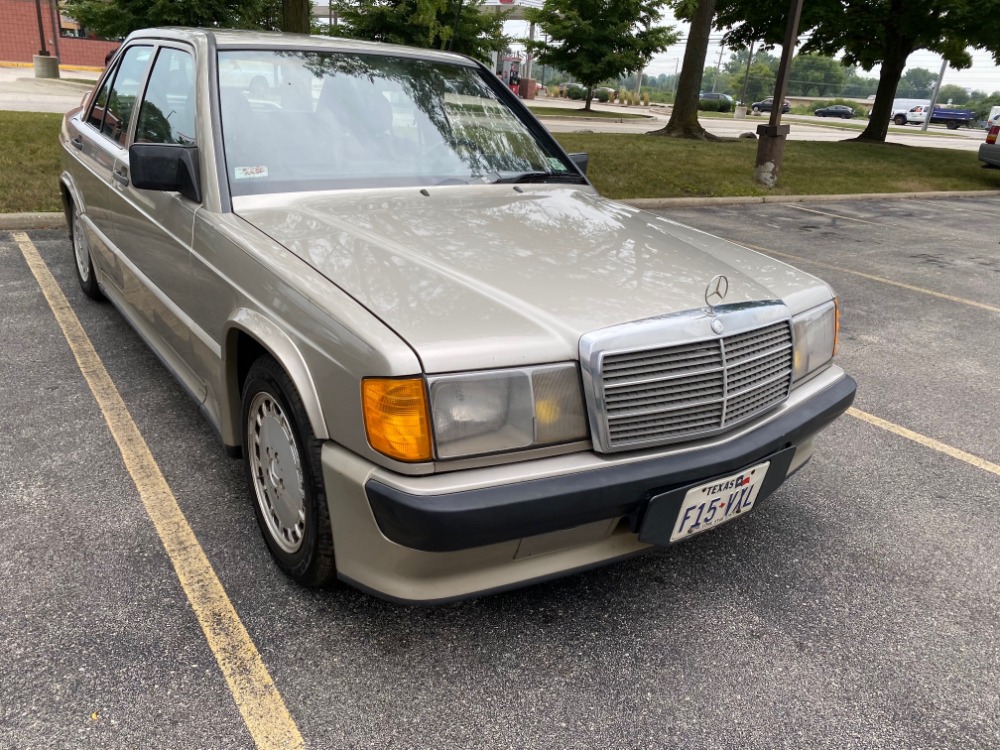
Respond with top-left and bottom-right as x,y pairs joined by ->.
2,195 -> 999,749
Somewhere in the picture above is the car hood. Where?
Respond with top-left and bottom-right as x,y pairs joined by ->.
235,186 -> 831,373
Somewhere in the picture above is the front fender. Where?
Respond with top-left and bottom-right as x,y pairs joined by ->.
224,309 -> 330,446
59,170 -> 85,230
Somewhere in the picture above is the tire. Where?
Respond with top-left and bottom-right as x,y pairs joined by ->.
70,207 -> 104,301
893,114 -> 907,125
842,114 -> 851,119
752,106 -> 760,114
242,355 -> 336,587
946,120 -> 959,130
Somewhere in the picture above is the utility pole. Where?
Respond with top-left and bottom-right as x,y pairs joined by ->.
32,0 -> 59,79
739,41 -> 755,105
711,45 -> 724,93
920,59 -> 948,133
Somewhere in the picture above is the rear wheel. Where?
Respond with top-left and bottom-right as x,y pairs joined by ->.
752,106 -> 760,114
946,120 -> 959,130
893,114 -> 907,125
242,355 -> 336,587
70,208 -> 103,300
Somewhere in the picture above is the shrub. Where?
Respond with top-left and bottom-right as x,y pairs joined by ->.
642,91 -> 650,106
698,98 -> 724,112
595,89 -> 610,103
568,85 -> 586,100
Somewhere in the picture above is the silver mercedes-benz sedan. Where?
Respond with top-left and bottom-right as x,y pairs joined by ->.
60,28 -> 856,603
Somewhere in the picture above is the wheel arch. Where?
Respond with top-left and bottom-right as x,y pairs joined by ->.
59,171 -> 84,232
223,309 -> 330,453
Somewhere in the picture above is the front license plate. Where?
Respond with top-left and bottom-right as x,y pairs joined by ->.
669,462 -> 770,543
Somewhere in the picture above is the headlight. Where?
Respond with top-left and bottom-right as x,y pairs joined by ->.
428,364 -> 588,459
792,299 -> 838,381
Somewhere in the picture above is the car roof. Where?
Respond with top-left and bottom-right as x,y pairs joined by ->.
123,27 -> 478,67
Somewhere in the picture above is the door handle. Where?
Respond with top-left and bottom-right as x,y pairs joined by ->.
70,137 -> 84,150
112,168 -> 129,187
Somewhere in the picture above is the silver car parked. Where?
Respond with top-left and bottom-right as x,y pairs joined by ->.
60,28 -> 856,603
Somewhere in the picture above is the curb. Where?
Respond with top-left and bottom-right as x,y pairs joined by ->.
3,190 -> 1000,231
0,213 -> 65,230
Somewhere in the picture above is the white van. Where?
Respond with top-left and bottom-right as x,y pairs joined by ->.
890,98 -> 930,125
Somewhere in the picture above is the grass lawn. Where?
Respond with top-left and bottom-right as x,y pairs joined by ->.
554,133 -> 1000,200
527,105 -> 650,120
0,111 -> 63,213
1,111 -> 997,213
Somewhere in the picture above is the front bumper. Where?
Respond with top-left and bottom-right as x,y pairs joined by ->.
322,368 -> 856,603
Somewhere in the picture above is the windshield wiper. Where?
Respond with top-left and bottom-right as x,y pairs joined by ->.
490,172 -> 587,185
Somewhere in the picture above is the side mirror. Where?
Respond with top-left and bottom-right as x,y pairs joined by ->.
129,144 -> 202,204
568,152 -> 589,175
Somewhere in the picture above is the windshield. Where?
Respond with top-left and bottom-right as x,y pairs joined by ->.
217,49 -> 581,196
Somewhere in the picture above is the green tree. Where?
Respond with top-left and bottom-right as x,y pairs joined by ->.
723,47 -> 778,77
841,66 -> 879,97
936,83 -> 970,104
333,0 -> 508,60
901,67 -> 936,98
524,0 -> 676,111
788,53 -> 844,97
64,0 -> 282,38
715,0 -> 1000,142
737,61 -> 776,103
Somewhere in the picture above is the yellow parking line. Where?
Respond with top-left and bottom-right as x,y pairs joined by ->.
848,407 -> 1000,478
736,241 -> 1000,314
13,232 -> 304,750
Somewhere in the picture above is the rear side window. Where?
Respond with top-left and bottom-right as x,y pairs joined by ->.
136,47 -> 197,145
89,45 -> 153,147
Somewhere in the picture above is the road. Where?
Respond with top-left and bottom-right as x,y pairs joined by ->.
533,97 -> 988,153
3,195 -> 999,749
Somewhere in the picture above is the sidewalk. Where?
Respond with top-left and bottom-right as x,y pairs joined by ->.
0,65 -> 98,113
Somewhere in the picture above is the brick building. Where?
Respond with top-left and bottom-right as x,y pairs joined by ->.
0,0 -> 118,68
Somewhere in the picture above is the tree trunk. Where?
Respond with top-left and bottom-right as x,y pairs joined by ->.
855,34 -> 913,142
282,0 -> 311,34
648,0 -> 718,139
584,85 -> 593,111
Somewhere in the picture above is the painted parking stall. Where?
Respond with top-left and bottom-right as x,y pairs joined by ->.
4,194 -> 1000,748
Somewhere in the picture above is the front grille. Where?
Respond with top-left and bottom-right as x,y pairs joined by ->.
596,321 -> 793,450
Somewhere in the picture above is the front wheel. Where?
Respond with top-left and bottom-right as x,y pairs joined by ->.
893,114 -> 907,125
752,106 -> 760,114
71,209 -> 103,300
242,356 -> 336,587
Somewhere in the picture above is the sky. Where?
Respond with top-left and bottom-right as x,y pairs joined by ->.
505,18 -> 1000,96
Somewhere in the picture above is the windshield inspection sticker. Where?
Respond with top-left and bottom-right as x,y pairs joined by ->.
547,157 -> 568,172
234,166 -> 269,180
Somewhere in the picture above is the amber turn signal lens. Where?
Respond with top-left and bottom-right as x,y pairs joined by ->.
362,378 -> 432,462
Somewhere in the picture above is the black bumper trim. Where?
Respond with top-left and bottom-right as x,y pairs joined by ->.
366,375 -> 856,552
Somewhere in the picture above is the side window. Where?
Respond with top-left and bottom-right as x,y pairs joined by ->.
99,45 -> 153,147
86,76 -> 113,131
136,48 -> 196,145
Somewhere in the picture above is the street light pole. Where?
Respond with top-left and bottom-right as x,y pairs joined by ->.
34,0 -> 49,56
920,59 -> 948,133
